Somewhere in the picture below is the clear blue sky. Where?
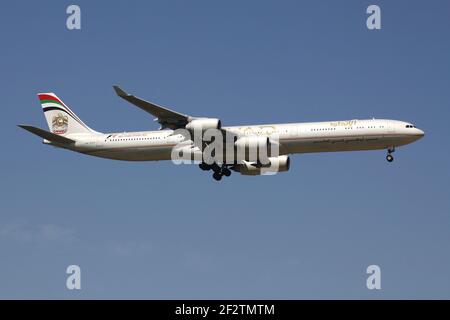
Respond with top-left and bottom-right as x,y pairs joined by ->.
1,0 -> 449,299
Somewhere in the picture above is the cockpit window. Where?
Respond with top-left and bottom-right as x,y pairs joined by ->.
406,124 -> 416,128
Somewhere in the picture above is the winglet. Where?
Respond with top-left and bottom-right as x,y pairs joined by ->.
113,85 -> 129,98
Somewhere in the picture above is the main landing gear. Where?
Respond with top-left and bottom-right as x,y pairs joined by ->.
386,147 -> 395,163
199,163 -> 232,181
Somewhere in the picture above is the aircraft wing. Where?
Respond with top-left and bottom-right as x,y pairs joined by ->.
113,86 -> 240,154
113,86 -> 190,130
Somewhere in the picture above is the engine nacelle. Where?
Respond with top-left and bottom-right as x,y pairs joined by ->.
237,155 -> 290,175
185,118 -> 221,132
234,136 -> 270,161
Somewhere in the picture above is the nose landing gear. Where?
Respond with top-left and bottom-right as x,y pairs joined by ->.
386,147 -> 395,163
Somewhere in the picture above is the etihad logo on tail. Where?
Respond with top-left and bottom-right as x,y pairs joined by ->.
51,113 -> 68,134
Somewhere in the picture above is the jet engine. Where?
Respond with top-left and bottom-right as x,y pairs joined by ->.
186,118 -> 221,132
236,155 -> 290,175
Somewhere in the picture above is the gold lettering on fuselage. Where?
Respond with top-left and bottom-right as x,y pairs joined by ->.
259,125 -> 276,135
241,125 -> 276,136
330,120 -> 357,127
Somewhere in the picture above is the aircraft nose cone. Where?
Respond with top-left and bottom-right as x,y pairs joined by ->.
417,128 -> 425,137
412,128 -> 425,140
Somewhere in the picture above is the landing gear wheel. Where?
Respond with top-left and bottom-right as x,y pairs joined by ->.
222,168 -> 231,177
386,154 -> 394,162
199,163 -> 210,171
213,172 -> 222,181
211,163 -> 221,173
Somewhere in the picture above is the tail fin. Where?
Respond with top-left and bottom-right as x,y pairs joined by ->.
38,93 -> 99,135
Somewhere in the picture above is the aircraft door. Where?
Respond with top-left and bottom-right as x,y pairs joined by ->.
289,125 -> 299,138
96,135 -> 105,148
387,121 -> 395,133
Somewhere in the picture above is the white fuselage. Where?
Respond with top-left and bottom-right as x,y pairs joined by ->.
55,119 -> 424,162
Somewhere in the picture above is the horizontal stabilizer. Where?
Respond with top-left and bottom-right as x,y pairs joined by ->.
18,125 -> 75,144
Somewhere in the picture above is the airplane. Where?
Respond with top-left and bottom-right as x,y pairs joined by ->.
18,86 -> 425,181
